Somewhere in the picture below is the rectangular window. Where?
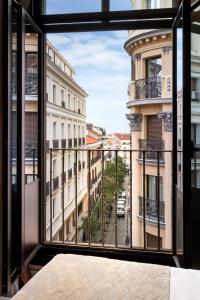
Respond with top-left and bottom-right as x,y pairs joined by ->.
68,93 -> 71,109
147,175 -> 163,201
61,123 -> 65,139
53,121 -> 57,139
146,56 -> 161,78
53,84 -> 56,103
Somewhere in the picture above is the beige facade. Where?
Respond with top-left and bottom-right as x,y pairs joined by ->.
24,34 -> 88,242
125,23 -> 172,249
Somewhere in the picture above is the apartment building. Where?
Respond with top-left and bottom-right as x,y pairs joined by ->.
24,34 -> 88,242
86,124 -> 103,210
125,0 -> 173,250
108,133 -> 131,167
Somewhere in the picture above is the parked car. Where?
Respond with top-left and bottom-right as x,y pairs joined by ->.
117,206 -> 125,217
117,199 -> 125,206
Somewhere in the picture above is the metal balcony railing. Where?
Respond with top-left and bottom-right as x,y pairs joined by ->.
61,139 -> 66,149
52,139 -> 59,149
74,138 -> 77,147
41,148 -> 175,251
135,77 -> 163,99
128,76 -> 172,101
68,139 -> 72,148
139,139 -> 164,160
139,196 -> 165,223
25,74 -> 38,95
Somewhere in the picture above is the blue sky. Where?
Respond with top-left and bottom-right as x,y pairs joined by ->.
47,31 -> 131,134
46,1 -> 133,134
46,0 -> 132,14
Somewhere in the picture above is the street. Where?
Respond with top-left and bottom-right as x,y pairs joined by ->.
104,176 -> 130,247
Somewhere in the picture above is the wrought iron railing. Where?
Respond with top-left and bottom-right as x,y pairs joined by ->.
61,139 -> 66,149
68,139 -> 72,148
42,148 -> 173,251
52,139 -> 59,149
135,76 -> 163,99
25,74 -> 38,95
139,139 -> 164,160
139,196 -> 165,223
74,138 -> 77,147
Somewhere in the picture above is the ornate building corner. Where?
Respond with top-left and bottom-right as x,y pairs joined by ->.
126,113 -> 142,131
157,112 -> 172,132
162,46 -> 172,54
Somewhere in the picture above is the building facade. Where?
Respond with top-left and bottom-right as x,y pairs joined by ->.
125,0 -> 173,250
24,34 -> 88,242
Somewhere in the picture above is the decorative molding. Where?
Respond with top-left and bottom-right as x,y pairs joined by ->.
126,113 -> 142,131
162,46 -> 172,54
157,112 -> 172,132
134,53 -> 141,61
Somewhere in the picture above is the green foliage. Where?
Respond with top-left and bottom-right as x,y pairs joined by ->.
81,214 -> 99,242
80,157 -> 126,243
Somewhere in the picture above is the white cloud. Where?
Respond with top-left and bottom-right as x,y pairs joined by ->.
47,31 -> 130,132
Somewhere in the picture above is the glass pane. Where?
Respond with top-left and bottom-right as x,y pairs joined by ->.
46,0 -> 101,14
176,15 -> 183,254
191,6 -> 200,189
24,24 -> 39,184
11,5 -> 18,275
110,0 -> 178,11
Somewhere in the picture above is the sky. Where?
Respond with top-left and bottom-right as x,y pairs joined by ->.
46,1 -> 132,134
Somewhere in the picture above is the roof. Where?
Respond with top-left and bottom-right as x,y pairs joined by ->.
88,129 -> 102,137
113,133 -> 130,140
86,135 -> 99,145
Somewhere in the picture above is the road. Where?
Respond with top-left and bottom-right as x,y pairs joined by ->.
104,176 -> 130,247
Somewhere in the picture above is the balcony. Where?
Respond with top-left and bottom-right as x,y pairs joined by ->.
68,139 -> 72,148
128,76 -> 172,104
139,139 -> 164,161
139,196 -> 165,223
52,139 -> 59,149
52,176 -> 59,191
74,138 -> 77,147
78,138 -> 82,146
25,74 -> 38,95
61,139 -> 66,148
